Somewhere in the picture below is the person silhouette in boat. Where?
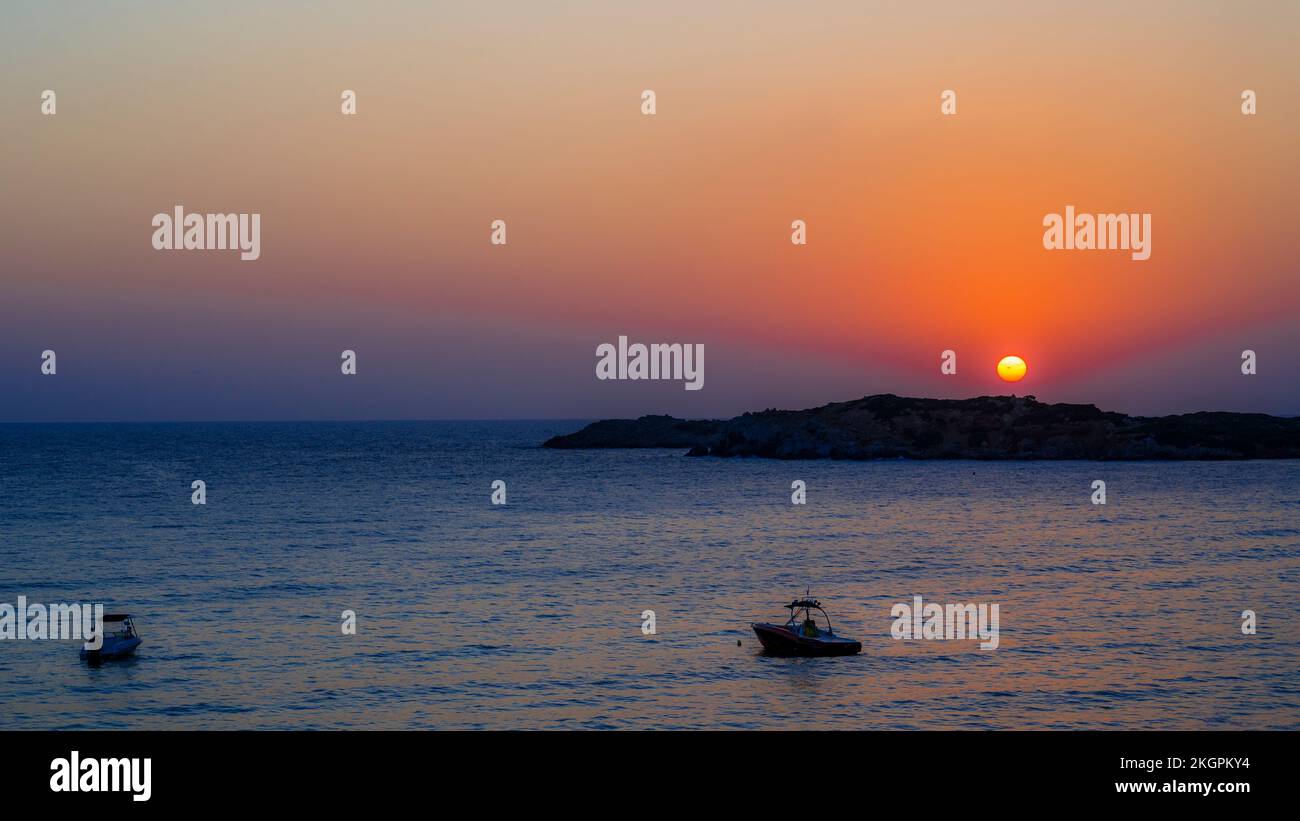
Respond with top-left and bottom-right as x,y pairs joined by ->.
801,617 -> 819,638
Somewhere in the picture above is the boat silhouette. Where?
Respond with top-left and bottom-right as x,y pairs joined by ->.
81,613 -> 142,661
751,596 -> 861,657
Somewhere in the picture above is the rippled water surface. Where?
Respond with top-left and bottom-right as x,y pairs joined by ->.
1,422 -> 1297,729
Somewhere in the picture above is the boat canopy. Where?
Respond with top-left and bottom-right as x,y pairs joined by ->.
784,598 -> 821,610
103,614 -> 133,622
782,596 -> 836,635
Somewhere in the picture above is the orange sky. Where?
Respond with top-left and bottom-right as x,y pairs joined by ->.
2,1 -> 1298,420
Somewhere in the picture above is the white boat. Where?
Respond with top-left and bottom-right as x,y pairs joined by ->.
81,613 -> 142,661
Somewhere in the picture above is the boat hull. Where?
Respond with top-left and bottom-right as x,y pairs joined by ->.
751,623 -> 861,656
81,636 -> 141,661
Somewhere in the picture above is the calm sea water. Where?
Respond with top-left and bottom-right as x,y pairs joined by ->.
1,421 -> 1297,730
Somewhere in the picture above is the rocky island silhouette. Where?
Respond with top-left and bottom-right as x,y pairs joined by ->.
544,394 -> 1300,460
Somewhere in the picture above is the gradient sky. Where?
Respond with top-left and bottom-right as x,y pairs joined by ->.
2,1 -> 1298,421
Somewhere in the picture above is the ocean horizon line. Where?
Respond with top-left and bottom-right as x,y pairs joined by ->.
0,417 -> 601,426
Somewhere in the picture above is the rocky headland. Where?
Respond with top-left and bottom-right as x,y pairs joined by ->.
543,394 -> 1300,460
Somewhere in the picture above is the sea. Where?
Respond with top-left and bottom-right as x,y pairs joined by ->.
1,421 -> 1297,730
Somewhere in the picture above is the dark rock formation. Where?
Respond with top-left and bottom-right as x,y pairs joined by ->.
542,415 -> 722,449
542,394 -> 1300,460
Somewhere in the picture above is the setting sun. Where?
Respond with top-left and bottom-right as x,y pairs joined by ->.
997,355 -> 1027,383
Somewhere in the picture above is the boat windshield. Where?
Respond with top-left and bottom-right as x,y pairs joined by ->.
102,620 -> 135,639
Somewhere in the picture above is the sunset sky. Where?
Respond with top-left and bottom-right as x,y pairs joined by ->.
2,1 -> 1297,421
